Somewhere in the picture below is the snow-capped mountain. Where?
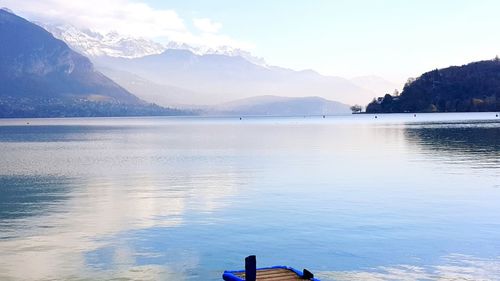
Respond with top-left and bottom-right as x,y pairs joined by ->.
41,23 -> 166,58
181,44 -> 267,67
41,23 -> 267,65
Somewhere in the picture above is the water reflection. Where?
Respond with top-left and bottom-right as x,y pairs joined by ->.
404,121 -> 500,170
0,115 -> 499,281
0,174 -> 239,280
0,125 -> 122,142
0,175 -> 71,221
318,254 -> 500,281
0,124 -> 244,280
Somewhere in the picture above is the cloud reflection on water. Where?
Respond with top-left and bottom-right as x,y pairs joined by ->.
318,254 -> 500,281
0,124 -> 244,280
0,171 -> 239,280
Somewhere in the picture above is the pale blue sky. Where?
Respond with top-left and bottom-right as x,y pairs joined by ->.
147,0 -> 500,82
4,0 -> 499,83
146,0 -> 500,82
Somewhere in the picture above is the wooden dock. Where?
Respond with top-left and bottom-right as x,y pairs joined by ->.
233,268 -> 306,280
222,256 -> 319,281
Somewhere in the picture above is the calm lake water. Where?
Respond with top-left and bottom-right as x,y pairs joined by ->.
0,113 -> 499,281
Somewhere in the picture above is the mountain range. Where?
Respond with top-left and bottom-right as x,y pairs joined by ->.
93,50 -> 382,106
42,22 -> 267,65
204,95 -> 351,116
0,9 -> 184,117
40,23 -> 165,59
1,8 -> 401,117
42,22 -> 398,107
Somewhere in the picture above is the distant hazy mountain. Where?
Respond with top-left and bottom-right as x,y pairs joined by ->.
40,21 -> 385,108
366,59 -> 500,113
99,67 -> 352,115
0,9 -> 184,117
98,67 -> 203,107
205,95 -> 351,116
350,75 -> 400,97
93,50 -> 375,105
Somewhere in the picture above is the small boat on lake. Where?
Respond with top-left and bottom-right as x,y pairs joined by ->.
223,256 -> 320,281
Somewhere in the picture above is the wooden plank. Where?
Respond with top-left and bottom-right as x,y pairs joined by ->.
235,268 -> 303,280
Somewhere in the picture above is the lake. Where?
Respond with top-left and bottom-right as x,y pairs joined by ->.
0,113 -> 499,281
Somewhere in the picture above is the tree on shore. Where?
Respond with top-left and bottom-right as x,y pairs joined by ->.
350,104 -> 363,113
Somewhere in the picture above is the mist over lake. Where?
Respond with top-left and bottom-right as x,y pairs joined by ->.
0,113 -> 499,281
